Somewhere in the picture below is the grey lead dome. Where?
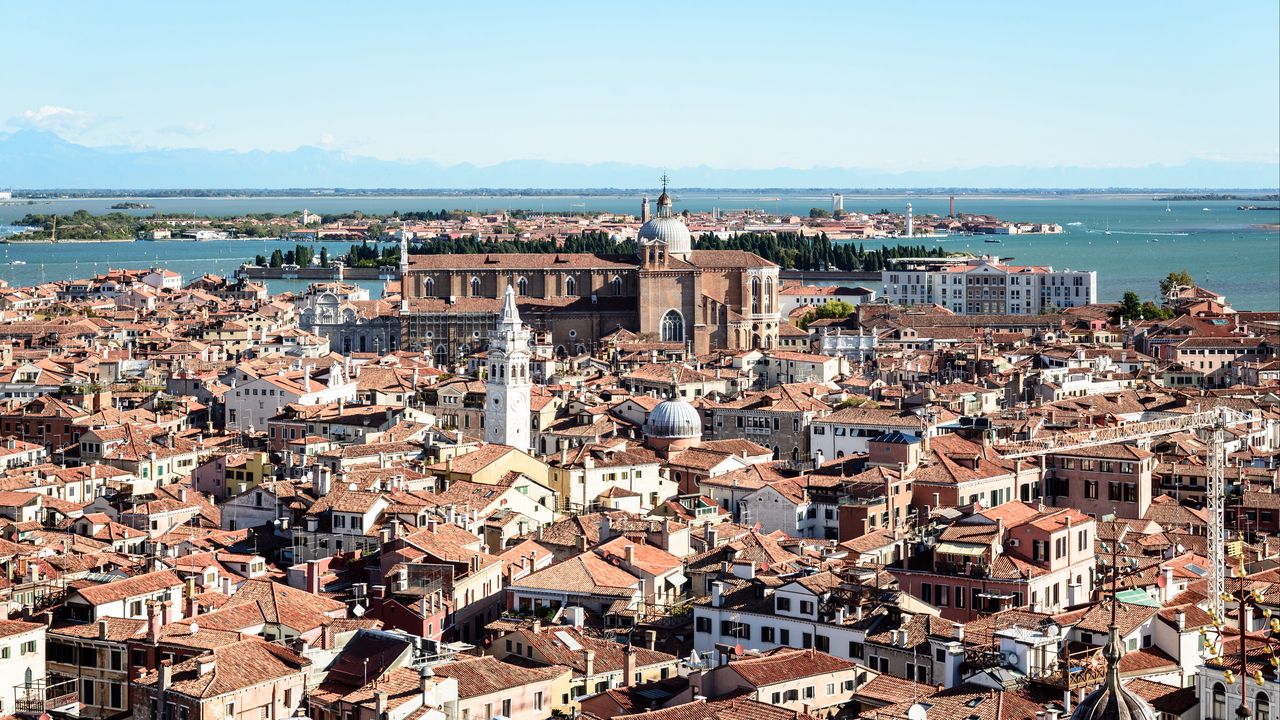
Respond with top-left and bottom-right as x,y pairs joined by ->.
637,189 -> 692,257
645,398 -> 702,439
637,215 -> 692,256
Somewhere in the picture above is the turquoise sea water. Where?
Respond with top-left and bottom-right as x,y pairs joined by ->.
0,194 -> 1276,309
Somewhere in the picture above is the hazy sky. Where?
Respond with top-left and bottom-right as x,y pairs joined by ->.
4,0 -> 1278,171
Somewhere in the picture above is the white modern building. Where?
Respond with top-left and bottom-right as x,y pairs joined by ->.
881,256 -> 1096,315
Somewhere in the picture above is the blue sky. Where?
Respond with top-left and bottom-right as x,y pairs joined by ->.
3,0 -> 1277,171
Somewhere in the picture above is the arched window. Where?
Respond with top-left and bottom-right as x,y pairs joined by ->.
660,310 -> 684,343
470,277 -> 481,297
565,276 -> 577,296
764,277 -> 774,313
1213,683 -> 1227,720
611,276 -> 623,296
751,277 -> 761,314
433,345 -> 449,368
424,276 -> 435,297
1259,692 -> 1271,720
517,277 -> 528,296
791,447 -> 800,461
772,446 -> 780,460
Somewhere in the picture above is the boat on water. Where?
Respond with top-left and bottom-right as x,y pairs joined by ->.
984,238 -> 1002,244
9,260 -> 25,266
1166,201 -> 1172,212
1202,207 -> 1211,211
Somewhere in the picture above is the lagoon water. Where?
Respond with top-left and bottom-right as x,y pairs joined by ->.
0,194 -> 1276,309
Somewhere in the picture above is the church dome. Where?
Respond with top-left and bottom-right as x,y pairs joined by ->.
637,183 -> 691,257
645,398 -> 702,439
1071,629 -> 1157,720
1072,681 -> 1157,720
637,215 -> 692,256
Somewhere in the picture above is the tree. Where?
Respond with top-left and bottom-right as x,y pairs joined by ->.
809,207 -> 831,219
1141,301 -> 1174,320
798,299 -> 855,329
254,254 -> 268,267
319,247 -> 329,266
1159,270 -> 1194,299
1117,291 -> 1144,321
269,249 -> 284,267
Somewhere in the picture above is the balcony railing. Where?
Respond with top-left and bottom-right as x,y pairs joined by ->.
14,679 -> 79,714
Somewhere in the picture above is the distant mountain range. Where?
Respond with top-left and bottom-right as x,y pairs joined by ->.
1,130 -> 1276,190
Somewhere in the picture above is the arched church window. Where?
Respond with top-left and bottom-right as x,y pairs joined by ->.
764,277 -> 774,313
424,277 -> 435,297
433,345 -> 449,367
1213,684 -> 1227,720
470,277 -> 481,297
611,276 -> 622,296
517,277 -> 528,296
661,310 -> 684,343
751,277 -> 761,314
565,276 -> 577,296
1258,692 -> 1270,720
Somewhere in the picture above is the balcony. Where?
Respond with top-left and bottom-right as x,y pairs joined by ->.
14,679 -> 79,715
933,560 -> 991,578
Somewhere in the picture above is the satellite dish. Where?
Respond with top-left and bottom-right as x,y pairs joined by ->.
734,643 -> 744,656
1004,651 -> 1019,666
1157,574 -> 1167,588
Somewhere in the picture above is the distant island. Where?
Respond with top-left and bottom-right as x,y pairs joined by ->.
110,201 -> 154,209
5,187 -> 1280,200
1155,193 -> 1279,202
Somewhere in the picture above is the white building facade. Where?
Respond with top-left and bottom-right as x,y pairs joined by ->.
881,256 -> 1096,315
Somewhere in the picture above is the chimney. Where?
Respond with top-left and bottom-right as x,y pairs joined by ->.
374,690 -> 388,719
146,600 -> 162,643
98,618 -> 109,640
711,581 -> 725,608
624,544 -> 635,565
623,644 -> 637,687
583,649 -> 596,680
306,560 -> 321,595
196,654 -> 216,676
159,660 -> 172,691
1176,610 -> 1186,632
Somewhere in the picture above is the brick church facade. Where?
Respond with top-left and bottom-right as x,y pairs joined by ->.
400,187 -> 782,364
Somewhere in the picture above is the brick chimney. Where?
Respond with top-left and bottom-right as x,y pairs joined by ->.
623,643 -> 637,687
306,559 -> 321,595
146,600 -> 161,643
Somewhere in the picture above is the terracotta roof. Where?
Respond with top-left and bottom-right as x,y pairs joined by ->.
74,570 -> 184,606
431,655 -> 565,699
728,648 -> 858,686
136,639 -> 309,698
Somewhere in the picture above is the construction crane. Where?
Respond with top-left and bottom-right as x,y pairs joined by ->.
990,406 -> 1256,621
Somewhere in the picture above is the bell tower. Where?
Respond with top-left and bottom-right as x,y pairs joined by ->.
485,285 -> 532,450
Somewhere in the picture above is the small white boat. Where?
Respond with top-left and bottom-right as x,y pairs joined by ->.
1202,207 -> 1211,211
9,260 -> 25,266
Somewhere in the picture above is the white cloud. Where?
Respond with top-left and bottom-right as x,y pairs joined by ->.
159,121 -> 213,136
13,105 -> 95,133
318,133 -> 337,148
